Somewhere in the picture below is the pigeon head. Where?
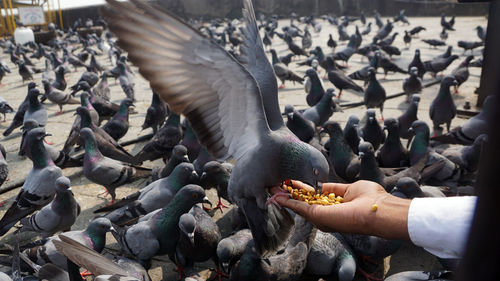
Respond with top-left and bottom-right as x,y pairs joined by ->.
217,238 -> 235,272
16,60 -> 25,66
321,121 -> 343,137
414,49 -> 420,56
55,176 -> 71,191
172,145 -> 189,162
283,104 -> 294,115
22,119 -> 40,133
179,213 -> 196,246
409,66 -> 418,76
358,142 -> 375,160
77,81 -> 91,92
366,109 -> 377,123
28,82 -> 37,89
411,94 -> 420,105
367,67 -> 376,77
26,127 -> 50,143
28,88 -> 42,100
394,177 -> 421,198
325,88 -> 336,98
170,162 -> 199,185
55,66 -> 66,75
311,59 -> 319,69
304,69 -> 318,78
175,184 -> 211,207
383,117 -> 398,131
408,120 -> 429,136
441,75 -> 458,87
283,140 -> 329,188
346,115 -> 360,128
85,217 -> 113,252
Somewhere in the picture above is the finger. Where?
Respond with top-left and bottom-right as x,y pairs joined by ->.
319,182 -> 350,196
274,196 -> 314,218
289,180 -> 315,192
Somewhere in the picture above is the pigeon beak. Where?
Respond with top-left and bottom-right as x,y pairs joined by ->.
221,262 -> 229,274
45,133 -> 52,137
368,117 -> 375,122
110,226 -> 116,232
286,113 -> 293,120
383,126 -> 387,131
358,152 -> 364,160
200,172 -> 207,182
408,127 -> 414,134
189,171 -> 199,184
182,155 -> 189,162
318,127 -> 327,136
202,196 -> 212,206
188,233 -> 195,246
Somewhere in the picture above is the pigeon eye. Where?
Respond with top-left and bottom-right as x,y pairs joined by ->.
192,194 -> 198,199
313,168 -> 319,176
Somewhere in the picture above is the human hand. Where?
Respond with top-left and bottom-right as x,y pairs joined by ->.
270,180 -> 410,239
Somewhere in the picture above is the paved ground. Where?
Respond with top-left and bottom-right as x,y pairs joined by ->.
0,13 -> 486,281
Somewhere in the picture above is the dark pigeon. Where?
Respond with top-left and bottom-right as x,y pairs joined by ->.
429,76 -> 457,133
102,98 -> 134,141
377,118 -> 409,168
141,91 -> 167,134
360,109 -> 386,150
364,68 -> 386,120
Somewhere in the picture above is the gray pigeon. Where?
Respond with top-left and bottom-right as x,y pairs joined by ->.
286,110 -> 316,143
431,95 -> 494,145
429,76 -> 457,133
181,120 -> 202,163
434,134 -> 487,173
69,71 -> 99,94
111,185 -> 211,269
96,162 -> 198,225
41,80 -> 79,114
343,115 -> 361,155
0,97 -> 14,122
23,218 -> 112,270
3,82 -> 37,136
23,88 -> 48,128
377,118 -> 408,168
152,144 -> 190,180
451,55 -> 473,94
423,55 -> 459,77
306,231 -> 356,281
200,161 -> 233,212
104,0 -> 329,256
176,205 -> 222,279
304,68 -> 326,107
403,67 -> 422,102
192,146 -> 217,175
391,177 -> 445,199
326,57 -> 363,99
398,94 -> 420,140
217,229 -> 253,274
0,128 -> 62,236
52,234 -> 151,281
360,109 -> 386,151
80,128 -> 151,203
19,176 -> 80,238
364,68 -> 386,119
302,88 -> 338,127
102,98 -> 134,141
270,49 -> 304,88
118,62 -> 135,101
141,91 -> 167,134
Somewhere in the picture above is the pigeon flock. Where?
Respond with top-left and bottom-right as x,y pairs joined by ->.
0,0 -> 490,280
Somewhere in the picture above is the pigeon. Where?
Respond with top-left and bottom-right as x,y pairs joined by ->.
52,234 -> 151,281
270,49 -> 304,88
20,119 -> 82,169
80,127 -> 151,203
229,215 -> 316,281
394,9 -> 409,25
403,67 -> 422,101
364,68 -> 386,119
403,30 -> 411,47
434,134 -> 487,173
133,113 -> 182,164
193,146 -> 217,175
409,26 -> 426,36
440,28 -> 448,41
360,109 -> 386,150
0,62 -> 11,86
361,22 -> 372,35
304,68 -> 325,106
96,162 -> 198,225
200,161 -> 233,212
286,110 -> 316,143
440,14 -> 455,31
475,26 -> 486,42
0,97 -> 14,122
392,177 -> 446,199
217,229 -> 253,274
423,55 -> 459,77
374,20 -> 393,41
69,71 -> 99,94
23,88 -> 48,129
88,54 -> 106,73
431,95 -> 494,145
349,51 -> 381,85
102,98 -> 134,141
302,88 -> 338,127
16,60 -> 36,83
301,27 -> 312,50
327,34 -> 337,49
153,144 -> 190,180
379,56 -> 407,77
344,115 -> 361,155
408,49 -> 425,78
278,53 -> 295,66
111,185 -> 211,269
0,128 -> 62,236
377,118 -> 408,168
457,41 -> 483,54
398,94 -> 420,140
19,176 -> 80,238
141,91 -> 167,134
41,80 -> 79,114
62,92 -> 100,153
333,35 -> 357,66
451,55 -> 474,93
72,81 -> 118,123
385,270 -> 453,281
422,39 -> 446,48
76,106 -> 135,163
22,218 -> 112,270
181,121 -> 202,163
469,57 -> 482,68
326,57 -> 363,99
321,121 -> 360,182
429,76 -> 457,133
306,231 -> 356,281
284,35 -> 308,58
354,26 -> 363,49
337,25 -> 350,41
118,62 -> 135,101
4,82 -> 37,136
93,73 -> 111,101
176,205 -> 222,279
52,66 -> 67,91
374,11 -> 384,29
104,0 -> 329,256
0,144 -> 7,188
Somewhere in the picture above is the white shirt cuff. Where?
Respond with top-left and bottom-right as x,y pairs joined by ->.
408,196 -> 476,259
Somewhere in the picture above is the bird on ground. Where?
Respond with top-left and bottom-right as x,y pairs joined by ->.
19,176 -> 80,238
364,68 -> 386,120
409,26 -> 426,36
379,55 -> 407,78
362,23 -> 372,35
440,28 -> 448,41
422,39 -> 446,48
431,95 -> 494,145
152,144 -> 190,181
403,30 -> 411,47
284,35 -> 308,58
302,88 -> 339,127
436,46 -> 453,59
451,55 -> 474,94
200,161 -> 233,212
3,83 -> 36,136
429,76 -> 458,134
391,177 -> 446,199
408,49 -> 425,78
441,14 -> 455,31
181,121 -> 202,163
326,57 -> 363,99
423,55 -> 459,78
333,35 -> 357,66
374,20 -> 393,41
457,40 -> 483,55
0,97 -> 14,122
0,128 -> 62,236
51,66 -> 67,91
285,110 -> 316,143
23,88 -> 47,128
475,26 -> 486,42
270,49 -> 304,88
403,67 -> 422,102
69,71 -> 99,94
360,109 -> 386,150
434,134 -> 487,174
377,118 -> 408,168
41,80 -> 79,114
327,34 -> 337,49
304,68 -> 326,106
142,91 -> 167,135
0,61 -> 11,86
102,98 -> 134,141
104,0 -> 329,256
217,229 -> 253,274
398,94 -> 420,141
344,115 -> 361,155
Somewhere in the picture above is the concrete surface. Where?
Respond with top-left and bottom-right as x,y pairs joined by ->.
0,14 -> 486,281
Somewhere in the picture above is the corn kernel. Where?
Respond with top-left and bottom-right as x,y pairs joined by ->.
371,204 -> 378,212
282,185 -> 344,205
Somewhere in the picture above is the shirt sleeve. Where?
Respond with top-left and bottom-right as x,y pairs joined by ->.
407,196 -> 477,259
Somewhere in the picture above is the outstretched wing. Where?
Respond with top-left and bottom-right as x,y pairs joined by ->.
239,0 -> 283,130
104,0 -> 269,160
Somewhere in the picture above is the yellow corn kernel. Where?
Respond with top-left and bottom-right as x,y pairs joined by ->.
371,204 -> 378,212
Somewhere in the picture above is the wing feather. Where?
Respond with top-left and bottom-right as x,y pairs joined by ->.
104,0 -> 269,160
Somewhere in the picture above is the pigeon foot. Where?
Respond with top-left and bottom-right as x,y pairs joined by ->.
209,267 -> 229,281
358,268 -> 382,281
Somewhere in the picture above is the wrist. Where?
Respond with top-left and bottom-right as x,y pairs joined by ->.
363,193 -> 411,240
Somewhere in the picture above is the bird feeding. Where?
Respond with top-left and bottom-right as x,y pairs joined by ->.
283,183 -> 343,205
